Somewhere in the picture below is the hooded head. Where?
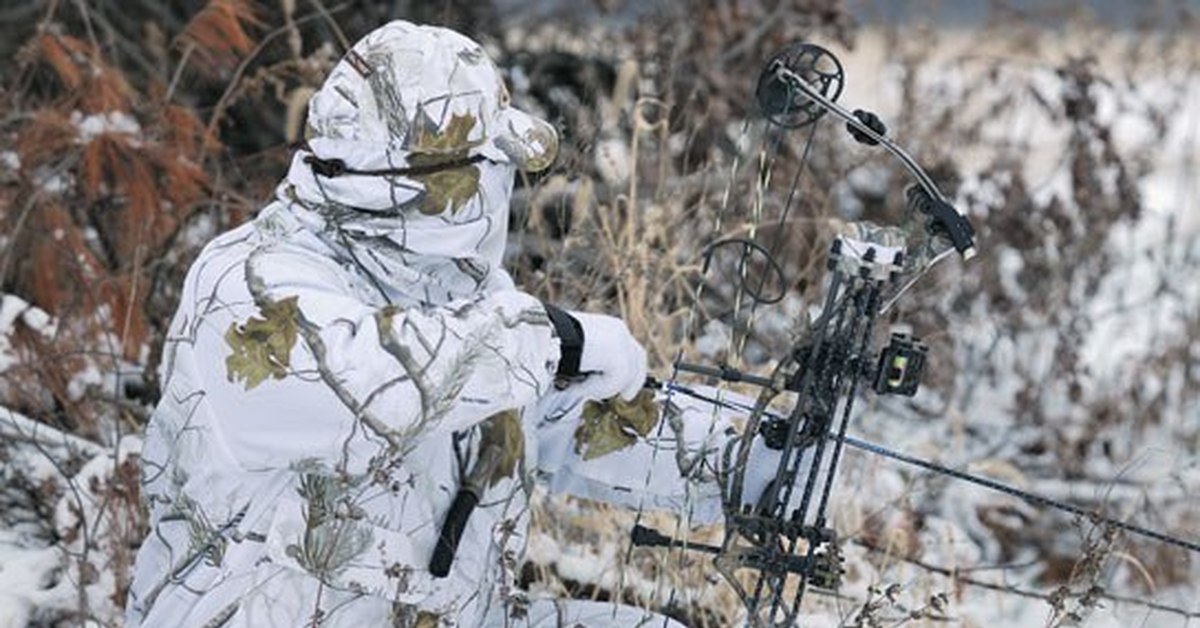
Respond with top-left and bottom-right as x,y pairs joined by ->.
278,20 -> 558,305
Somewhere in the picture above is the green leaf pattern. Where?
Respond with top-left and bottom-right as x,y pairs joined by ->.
476,410 -> 524,489
285,472 -> 374,581
573,389 -> 660,461
223,296 -> 299,390
409,112 -> 483,216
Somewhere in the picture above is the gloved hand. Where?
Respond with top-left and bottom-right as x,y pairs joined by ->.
569,311 -> 648,402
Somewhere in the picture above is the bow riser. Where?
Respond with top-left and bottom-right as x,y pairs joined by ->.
717,244 -> 893,627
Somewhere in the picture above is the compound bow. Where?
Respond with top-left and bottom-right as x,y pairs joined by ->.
627,40 -> 1200,627
630,42 -> 977,627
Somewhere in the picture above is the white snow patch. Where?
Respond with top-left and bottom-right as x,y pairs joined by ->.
0,534 -> 61,628
0,296 -> 56,373
34,171 -> 71,194
996,247 -> 1026,302
0,151 -> 19,171
71,110 -> 141,143
693,319 -> 731,360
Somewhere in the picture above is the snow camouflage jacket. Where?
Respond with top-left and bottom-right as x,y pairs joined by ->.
126,21 -> 736,628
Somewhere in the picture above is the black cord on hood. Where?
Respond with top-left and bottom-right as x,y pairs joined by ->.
304,153 -> 487,178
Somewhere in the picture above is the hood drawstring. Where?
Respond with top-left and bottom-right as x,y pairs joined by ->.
304,154 -> 487,179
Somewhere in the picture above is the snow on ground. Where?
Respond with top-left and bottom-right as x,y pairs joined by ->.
0,403 -> 141,627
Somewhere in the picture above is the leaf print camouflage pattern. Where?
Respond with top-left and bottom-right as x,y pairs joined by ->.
476,410 -> 525,489
411,111 -> 482,157
365,50 -> 410,142
285,472 -> 374,581
493,122 -> 559,175
833,208 -> 955,277
224,296 -> 299,390
573,389 -> 659,461
172,494 -> 231,568
127,196 -> 739,625
408,154 -> 481,216
406,112 -> 485,216
299,21 -> 556,172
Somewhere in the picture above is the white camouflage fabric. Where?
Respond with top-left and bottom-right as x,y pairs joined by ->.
126,21 -> 741,628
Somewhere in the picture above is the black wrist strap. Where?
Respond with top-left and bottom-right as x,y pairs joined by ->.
543,303 -> 584,378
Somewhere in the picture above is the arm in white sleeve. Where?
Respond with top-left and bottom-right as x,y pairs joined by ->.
534,388 -> 746,525
183,239 -> 561,469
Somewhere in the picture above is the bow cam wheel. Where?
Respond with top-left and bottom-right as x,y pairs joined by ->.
756,43 -> 845,129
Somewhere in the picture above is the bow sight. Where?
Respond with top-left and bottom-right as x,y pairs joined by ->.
631,41 -> 978,627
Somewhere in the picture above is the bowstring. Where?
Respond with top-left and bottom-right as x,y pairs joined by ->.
726,130 -> 775,364
734,70 -> 843,627
733,120 -> 821,360
626,52 -> 835,626
713,66 -> 834,626
637,111 -> 815,624
708,98 -> 828,626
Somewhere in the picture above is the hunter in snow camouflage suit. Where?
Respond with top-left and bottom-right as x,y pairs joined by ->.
126,20 -> 750,628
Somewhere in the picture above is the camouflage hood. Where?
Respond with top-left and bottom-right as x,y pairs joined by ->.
277,20 -> 558,305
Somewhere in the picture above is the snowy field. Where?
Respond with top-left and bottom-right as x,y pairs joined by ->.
2,22 -> 1198,628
